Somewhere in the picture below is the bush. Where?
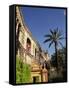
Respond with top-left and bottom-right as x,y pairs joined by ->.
48,67 -> 64,83
16,56 -> 31,83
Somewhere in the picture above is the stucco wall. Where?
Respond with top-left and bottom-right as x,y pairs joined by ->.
16,6 -> 40,65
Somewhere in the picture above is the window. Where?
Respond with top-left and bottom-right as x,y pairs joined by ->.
26,38 -> 31,53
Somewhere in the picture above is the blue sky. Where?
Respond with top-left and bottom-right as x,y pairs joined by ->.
20,6 -> 66,55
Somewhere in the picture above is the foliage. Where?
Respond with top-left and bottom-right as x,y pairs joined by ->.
16,56 -> 31,84
51,47 -> 66,68
44,27 -> 64,68
44,28 -> 64,48
49,47 -> 67,82
48,66 -> 64,82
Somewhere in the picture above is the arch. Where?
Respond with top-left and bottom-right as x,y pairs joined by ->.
26,38 -> 31,53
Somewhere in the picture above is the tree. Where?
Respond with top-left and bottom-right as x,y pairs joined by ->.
50,47 -> 67,82
51,47 -> 66,68
43,27 -> 64,68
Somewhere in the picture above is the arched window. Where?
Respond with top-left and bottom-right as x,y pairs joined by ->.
16,23 -> 21,40
26,38 -> 31,53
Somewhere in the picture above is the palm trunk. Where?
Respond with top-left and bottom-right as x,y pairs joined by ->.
54,42 -> 58,68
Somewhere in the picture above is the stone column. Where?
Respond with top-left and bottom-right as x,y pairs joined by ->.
42,68 -> 48,82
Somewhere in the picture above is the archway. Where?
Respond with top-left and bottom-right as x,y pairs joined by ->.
26,38 -> 31,53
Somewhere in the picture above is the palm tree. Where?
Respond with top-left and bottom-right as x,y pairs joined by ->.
43,27 -> 64,68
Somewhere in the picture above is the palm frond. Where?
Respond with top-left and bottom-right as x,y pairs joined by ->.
59,41 -> 63,48
43,38 -> 51,43
58,37 -> 64,40
56,27 -> 59,33
44,34 -> 52,38
50,29 -> 53,35
49,41 -> 53,48
58,30 -> 62,37
43,28 -> 64,53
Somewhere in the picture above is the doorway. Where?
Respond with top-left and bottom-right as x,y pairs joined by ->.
33,76 -> 39,83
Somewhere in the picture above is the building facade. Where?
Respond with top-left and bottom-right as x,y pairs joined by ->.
16,6 -> 49,83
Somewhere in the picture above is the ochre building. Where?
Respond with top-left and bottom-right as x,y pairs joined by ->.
16,6 -> 50,83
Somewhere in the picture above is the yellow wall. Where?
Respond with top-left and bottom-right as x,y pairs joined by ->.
16,6 -> 40,65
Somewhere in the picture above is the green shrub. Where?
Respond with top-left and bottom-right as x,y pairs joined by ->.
16,56 -> 31,83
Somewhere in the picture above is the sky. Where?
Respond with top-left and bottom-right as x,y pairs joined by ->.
20,6 -> 66,56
